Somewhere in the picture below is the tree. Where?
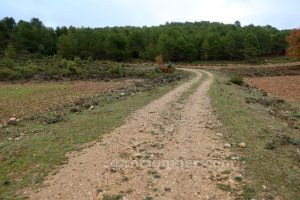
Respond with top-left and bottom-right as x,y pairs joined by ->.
243,33 -> 260,60
224,31 -> 244,60
157,33 -> 176,61
57,35 -> 73,59
208,33 -> 222,60
0,16 -> 289,61
128,30 -> 145,58
287,29 -> 300,58
0,17 -> 16,50
271,32 -> 288,56
234,20 -> 241,28
105,33 -> 128,61
4,44 -> 16,59
13,18 -> 56,55
201,38 -> 210,61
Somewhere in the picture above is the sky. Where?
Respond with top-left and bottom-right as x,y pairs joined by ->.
0,0 -> 299,30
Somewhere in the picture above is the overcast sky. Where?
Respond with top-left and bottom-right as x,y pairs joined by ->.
0,0 -> 299,29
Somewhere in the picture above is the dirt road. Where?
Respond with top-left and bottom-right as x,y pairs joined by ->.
26,69 -> 241,200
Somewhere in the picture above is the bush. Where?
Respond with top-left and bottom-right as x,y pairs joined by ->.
0,67 -> 22,80
167,62 -> 175,72
15,63 -> 39,79
66,61 -> 79,76
229,75 -> 244,85
43,114 -> 65,124
110,65 -> 124,78
73,56 -> 82,65
0,58 -> 15,68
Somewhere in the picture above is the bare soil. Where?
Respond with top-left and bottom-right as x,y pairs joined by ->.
24,70 -> 241,200
0,80 -> 134,122
245,76 -> 300,104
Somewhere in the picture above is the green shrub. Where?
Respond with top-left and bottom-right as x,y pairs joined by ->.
242,187 -> 256,199
0,58 -> 15,68
87,56 -> 93,63
229,75 -> 244,85
66,61 -> 79,76
110,65 -> 124,78
102,194 -> 123,200
0,67 -> 22,80
73,56 -> 82,65
167,62 -> 175,72
15,63 -> 39,78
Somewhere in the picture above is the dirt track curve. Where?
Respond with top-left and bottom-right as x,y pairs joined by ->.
25,69 -> 241,200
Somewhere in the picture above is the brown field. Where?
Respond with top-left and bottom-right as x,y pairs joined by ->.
245,76 -> 300,104
0,80 -> 134,123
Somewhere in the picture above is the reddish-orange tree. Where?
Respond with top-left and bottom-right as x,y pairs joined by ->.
287,29 -> 300,58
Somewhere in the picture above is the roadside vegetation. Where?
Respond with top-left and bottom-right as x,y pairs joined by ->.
210,72 -> 300,199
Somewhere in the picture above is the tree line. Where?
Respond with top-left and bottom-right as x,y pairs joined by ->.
0,17 -> 291,62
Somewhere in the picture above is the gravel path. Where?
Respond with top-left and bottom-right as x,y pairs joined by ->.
26,69 -> 241,200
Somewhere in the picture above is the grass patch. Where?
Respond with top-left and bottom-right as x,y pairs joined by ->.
0,72 -> 190,199
217,183 -> 232,192
102,194 -> 124,200
147,170 -> 161,179
144,197 -> 154,200
210,72 -> 300,199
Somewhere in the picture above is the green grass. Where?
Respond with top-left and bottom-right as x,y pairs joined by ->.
217,183 -> 232,192
0,74 -> 190,199
210,73 -> 300,199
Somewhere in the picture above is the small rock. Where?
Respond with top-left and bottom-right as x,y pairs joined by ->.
238,142 -> 247,148
231,156 -> 240,160
89,106 -> 95,110
262,185 -> 267,190
120,92 -> 125,96
216,133 -> 223,137
164,187 -> 172,192
224,143 -> 231,148
8,138 -> 13,141
133,153 -> 142,159
9,117 -> 17,121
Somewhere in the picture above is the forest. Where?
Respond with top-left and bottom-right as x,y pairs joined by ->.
0,17 -> 290,62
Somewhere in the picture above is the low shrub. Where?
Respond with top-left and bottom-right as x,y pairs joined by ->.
229,75 -> 244,85
110,65 -> 124,78
0,58 -> 15,68
0,67 -> 22,80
